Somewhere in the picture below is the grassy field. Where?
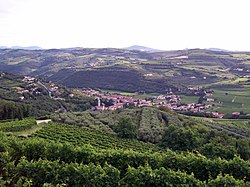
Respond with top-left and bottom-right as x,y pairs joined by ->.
208,78 -> 249,86
212,118 -> 250,130
179,95 -> 199,104
208,87 -> 250,114
102,89 -> 136,96
102,89 -> 160,99
13,122 -> 47,137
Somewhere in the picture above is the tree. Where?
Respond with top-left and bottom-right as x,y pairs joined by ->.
114,117 -> 137,138
161,125 -> 199,151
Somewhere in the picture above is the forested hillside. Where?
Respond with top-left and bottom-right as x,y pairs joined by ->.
0,72 -> 95,120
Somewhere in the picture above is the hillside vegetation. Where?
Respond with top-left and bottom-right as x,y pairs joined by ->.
0,48 -> 248,92
49,107 -> 250,160
2,47 -> 250,114
1,48 -> 250,185
0,72 -> 95,120
0,116 -> 250,186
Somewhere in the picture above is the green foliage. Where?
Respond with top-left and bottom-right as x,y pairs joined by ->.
199,140 -> 236,160
51,107 -> 181,143
236,139 -> 250,160
158,105 -> 175,115
0,118 -> 36,132
120,165 -> 205,187
25,97 -> 61,117
0,130 -> 250,185
0,72 -> 95,118
161,125 -> 200,151
137,107 -> 168,143
207,174 -> 247,187
114,117 -> 137,139
57,67 -> 180,93
0,100 -> 30,120
15,159 -> 120,187
160,121 -> 250,160
32,122 -> 159,151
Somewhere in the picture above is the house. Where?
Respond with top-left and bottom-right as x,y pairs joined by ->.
212,112 -> 224,118
23,76 -> 35,83
69,94 -> 74,98
19,96 -> 25,100
232,112 -> 240,115
144,73 -> 153,77
206,98 -> 215,102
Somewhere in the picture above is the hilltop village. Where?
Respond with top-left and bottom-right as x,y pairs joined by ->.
82,88 -> 225,118
15,76 -> 64,98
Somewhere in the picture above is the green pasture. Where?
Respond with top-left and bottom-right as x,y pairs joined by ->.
179,95 -> 199,104
212,118 -> 250,130
209,88 -> 250,114
102,89 -> 135,96
7,57 -> 30,65
231,53 -> 250,59
102,89 -> 160,99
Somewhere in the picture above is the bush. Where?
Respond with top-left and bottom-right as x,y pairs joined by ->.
207,174 -> 247,187
114,117 -> 137,139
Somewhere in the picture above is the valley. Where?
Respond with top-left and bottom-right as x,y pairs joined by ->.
1,47 -> 250,186
1,47 -> 250,116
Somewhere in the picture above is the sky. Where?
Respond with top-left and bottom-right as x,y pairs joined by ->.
0,0 -> 250,51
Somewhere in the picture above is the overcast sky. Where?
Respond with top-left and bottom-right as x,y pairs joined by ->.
0,0 -> 250,50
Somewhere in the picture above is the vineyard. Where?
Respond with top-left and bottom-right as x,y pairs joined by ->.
31,122 -> 160,151
1,119 -> 250,186
0,118 -> 36,132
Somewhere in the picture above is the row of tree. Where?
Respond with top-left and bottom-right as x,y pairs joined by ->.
0,100 -> 30,120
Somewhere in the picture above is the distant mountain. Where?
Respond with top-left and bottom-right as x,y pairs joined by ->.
207,48 -> 228,52
125,45 -> 164,52
11,46 -> 43,50
0,46 -> 7,49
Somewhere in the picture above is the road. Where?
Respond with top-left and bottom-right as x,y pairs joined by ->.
37,81 -> 52,98
37,80 -> 67,112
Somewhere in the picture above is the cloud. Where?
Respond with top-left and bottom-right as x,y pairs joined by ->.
1,0 -> 250,50
0,0 -> 29,15
0,0 -> 15,15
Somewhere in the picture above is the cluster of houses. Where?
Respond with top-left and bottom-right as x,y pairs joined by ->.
22,76 -> 36,83
82,89 -> 154,111
81,89 -> 225,118
17,76 -> 228,118
47,82 -> 64,96
17,76 -> 65,100
16,76 -> 40,100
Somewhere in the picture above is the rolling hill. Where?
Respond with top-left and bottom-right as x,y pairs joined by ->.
0,47 -> 248,91
0,72 -> 95,119
0,71 -> 250,186
124,45 -> 163,52
1,47 -> 250,114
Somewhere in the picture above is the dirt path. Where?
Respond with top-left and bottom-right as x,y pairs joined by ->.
14,119 -> 51,137
36,119 -> 52,124
232,96 -> 237,102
